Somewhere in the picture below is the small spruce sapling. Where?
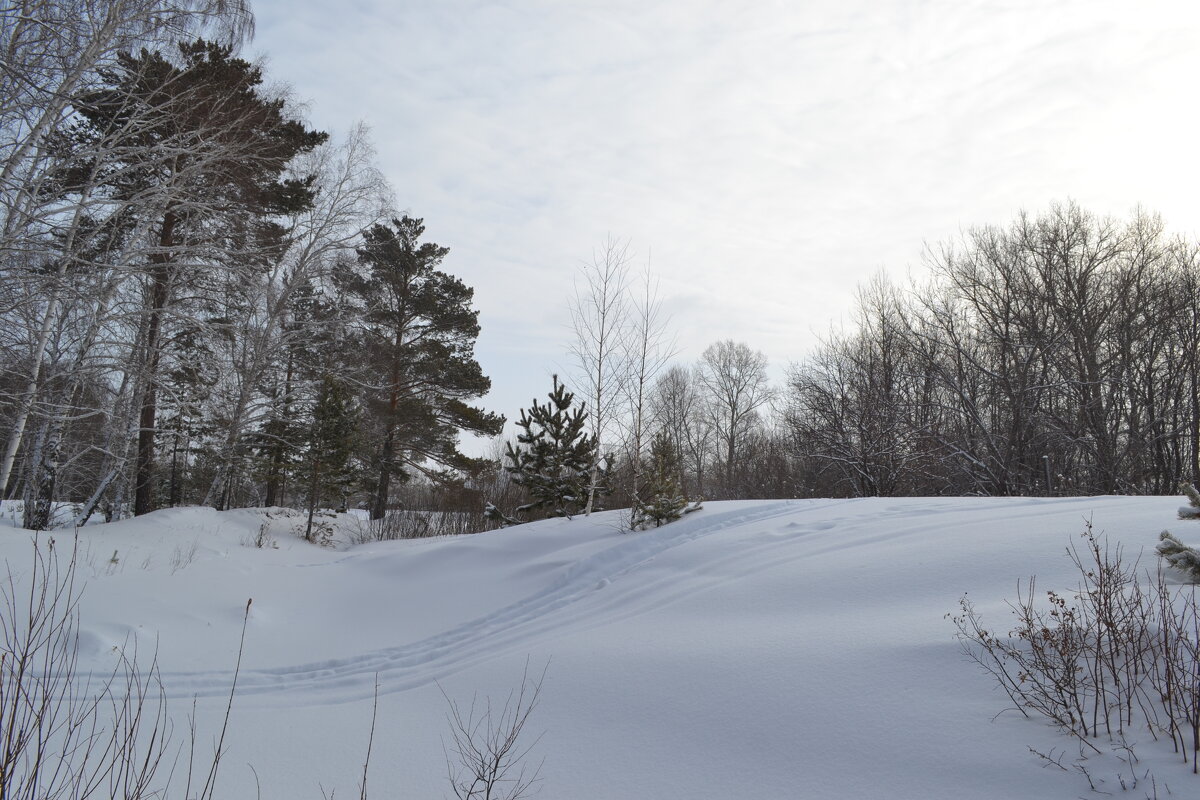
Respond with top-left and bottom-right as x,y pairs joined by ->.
633,431 -> 687,530
300,375 -> 359,543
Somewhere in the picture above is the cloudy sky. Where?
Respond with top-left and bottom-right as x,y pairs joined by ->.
251,0 -> 1200,445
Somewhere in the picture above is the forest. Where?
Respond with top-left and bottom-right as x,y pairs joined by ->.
4,1 -> 1200,536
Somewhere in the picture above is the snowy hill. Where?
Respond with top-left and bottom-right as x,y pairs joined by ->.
0,497 -> 1193,799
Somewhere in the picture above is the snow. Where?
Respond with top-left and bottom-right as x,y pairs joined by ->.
0,496 -> 1195,798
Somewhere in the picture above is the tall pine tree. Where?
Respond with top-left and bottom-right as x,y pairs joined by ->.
337,217 -> 502,520
65,39 -> 327,515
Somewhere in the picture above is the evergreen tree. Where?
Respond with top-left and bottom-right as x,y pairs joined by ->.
159,327 -> 217,508
249,278 -> 336,509
299,374 -> 359,543
504,376 -> 605,519
337,217 -> 502,520
634,430 -> 687,528
1179,481 -> 1200,519
64,39 -> 327,516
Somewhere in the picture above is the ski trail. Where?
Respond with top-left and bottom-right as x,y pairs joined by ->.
157,501 -> 811,703
152,495 -> 1112,706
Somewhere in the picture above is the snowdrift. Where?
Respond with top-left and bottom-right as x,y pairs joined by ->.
0,496 -> 1193,799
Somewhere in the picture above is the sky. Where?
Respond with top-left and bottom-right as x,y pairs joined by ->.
250,0 -> 1200,450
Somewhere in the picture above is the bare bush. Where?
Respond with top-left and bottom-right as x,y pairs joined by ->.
951,522 -> 1200,777
1,535 -> 166,800
0,535 -> 244,800
441,661 -> 547,800
5,533 -> 550,799
170,539 -> 199,574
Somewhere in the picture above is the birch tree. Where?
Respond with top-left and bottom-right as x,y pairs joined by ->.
649,364 -> 711,498
620,261 -> 673,525
198,124 -> 392,508
569,236 -> 630,515
0,0 -> 253,496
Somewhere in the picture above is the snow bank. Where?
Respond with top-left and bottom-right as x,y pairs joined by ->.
0,496 -> 1191,798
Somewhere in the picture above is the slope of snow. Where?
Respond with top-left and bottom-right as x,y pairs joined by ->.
0,497 -> 1193,799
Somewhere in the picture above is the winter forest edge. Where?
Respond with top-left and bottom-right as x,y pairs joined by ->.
9,3 -> 1200,797
6,4 -> 1200,529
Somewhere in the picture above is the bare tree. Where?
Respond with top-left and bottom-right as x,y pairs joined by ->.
649,364 -> 712,498
785,280 -> 930,498
784,202 -> 1200,498
441,661 -> 547,800
620,259 -> 674,525
198,123 -> 392,508
569,235 -> 631,515
696,340 -> 772,497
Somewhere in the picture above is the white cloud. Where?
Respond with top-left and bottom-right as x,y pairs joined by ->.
252,0 -> 1200,440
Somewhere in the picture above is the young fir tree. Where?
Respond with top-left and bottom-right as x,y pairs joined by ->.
503,376 -> 605,519
634,430 -> 687,529
337,217 -> 502,520
299,374 -> 359,543
249,278 -> 335,509
159,333 -> 217,508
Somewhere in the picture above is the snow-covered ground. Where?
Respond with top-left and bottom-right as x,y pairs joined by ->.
0,497 -> 1195,799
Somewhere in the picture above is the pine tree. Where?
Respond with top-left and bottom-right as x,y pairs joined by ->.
159,334 -> 217,508
504,377 -> 604,519
634,430 -> 687,529
1157,531 -> 1200,582
338,217 -> 502,520
1179,482 -> 1200,519
249,278 -> 336,509
65,39 -> 327,516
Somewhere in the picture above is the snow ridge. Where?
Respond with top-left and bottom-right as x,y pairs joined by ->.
156,501 -> 815,704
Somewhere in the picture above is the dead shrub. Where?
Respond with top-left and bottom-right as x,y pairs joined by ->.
951,521 -> 1200,775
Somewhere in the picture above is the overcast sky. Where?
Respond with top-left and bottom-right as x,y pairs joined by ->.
250,0 -> 1200,448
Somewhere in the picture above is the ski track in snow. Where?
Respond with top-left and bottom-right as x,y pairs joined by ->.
152,496 -> 1109,706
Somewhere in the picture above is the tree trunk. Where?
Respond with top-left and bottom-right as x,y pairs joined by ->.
371,427 -> 394,521
0,294 -> 58,498
264,445 -> 283,507
21,417 -> 59,530
168,428 -> 182,507
263,360 -> 293,507
133,212 -> 176,516
305,459 -> 322,542
371,370 -> 402,521
1191,363 -> 1200,487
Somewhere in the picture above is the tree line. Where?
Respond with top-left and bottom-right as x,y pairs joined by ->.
526,203 -> 1200,516
5,4 -> 1199,535
786,202 -> 1200,498
0,0 -> 500,533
